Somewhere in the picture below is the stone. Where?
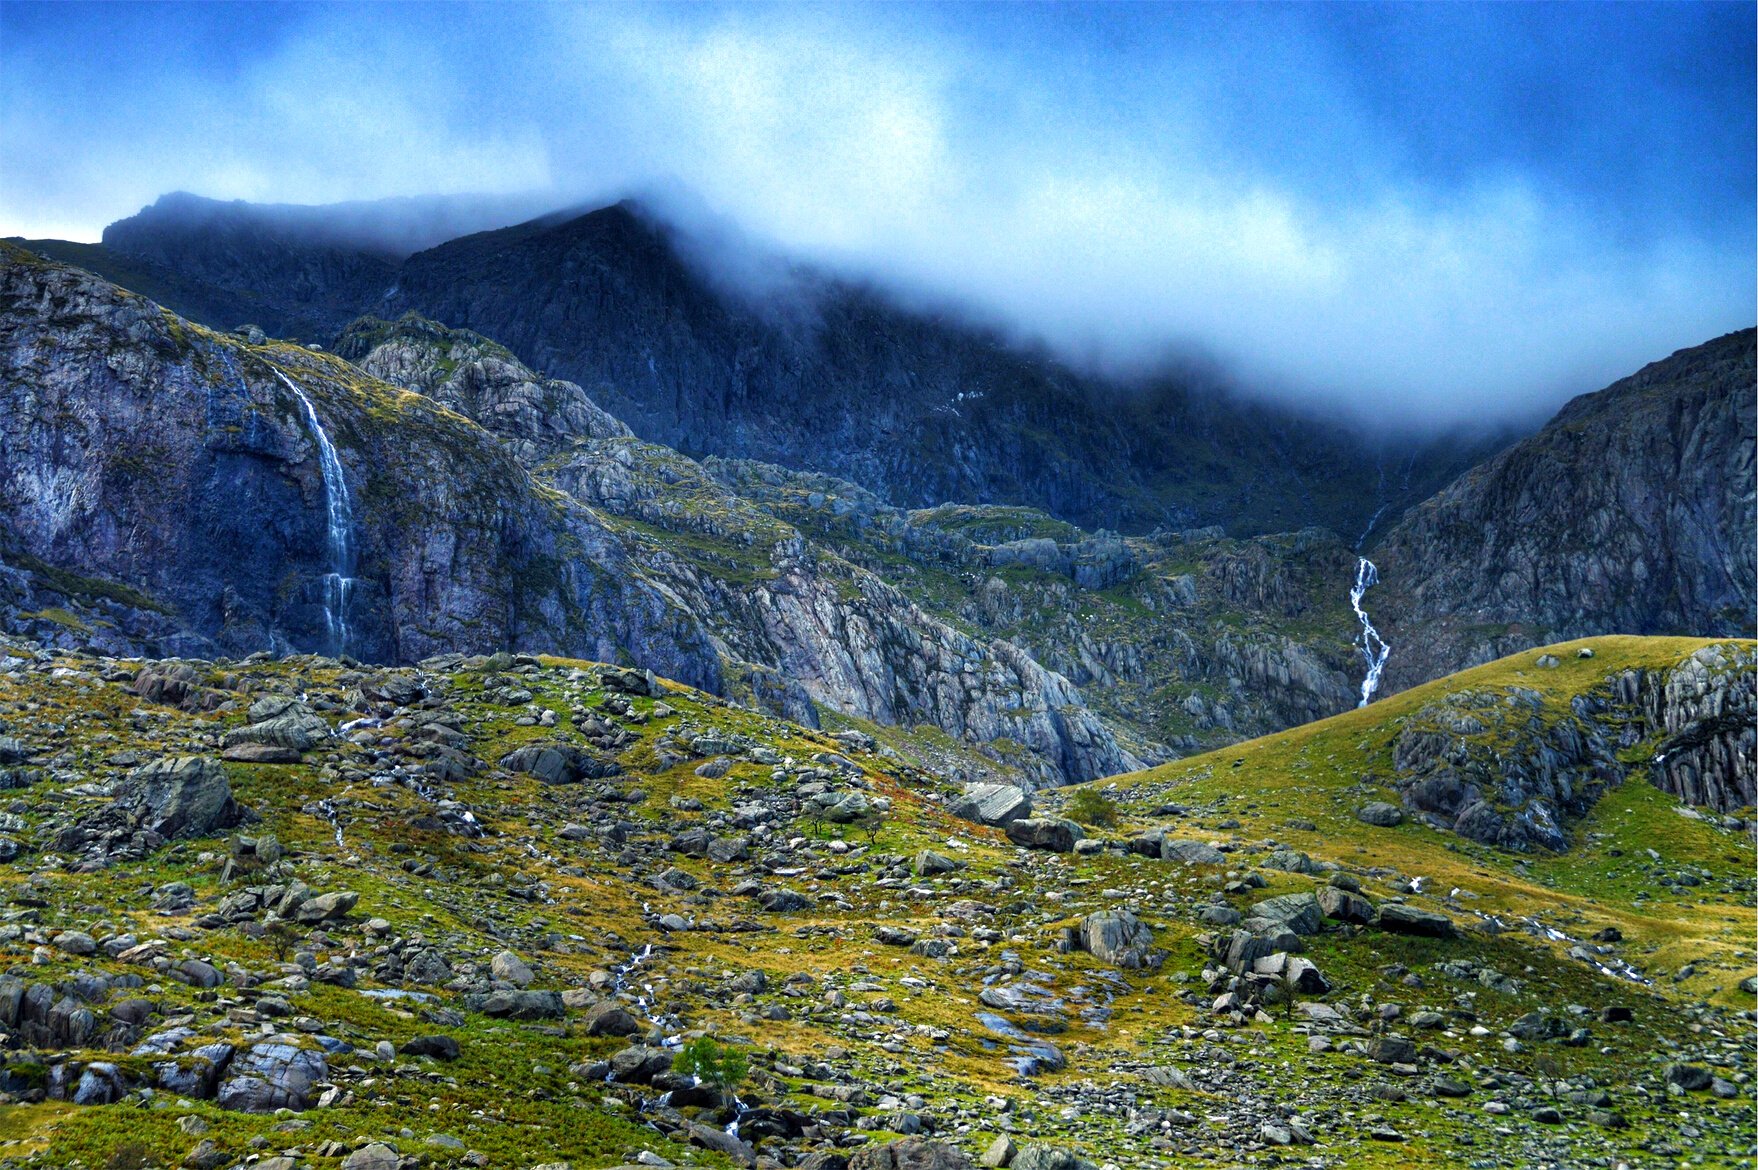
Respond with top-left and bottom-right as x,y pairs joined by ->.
401,1035 -> 460,1060
1249,892 -> 1324,936
979,1135 -> 1017,1168
1316,885 -> 1376,924
1160,839 -> 1225,865
221,742 -> 302,764
582,1002 -> 640,1036
500,742 -> 622,785
216,1036 -> 326,1112
491,950 -> 535,987
341,1144 -> 400,1170
950,783 -> 1031,827
1004,817 -> 1083,852
1377,904 -> 1457,938
849,1139 -> 975,1170
1356,802 -> 1404,827
293,891 -> 358,923
1078,909 -> 1160,969
1664,1063 -> 1712,1091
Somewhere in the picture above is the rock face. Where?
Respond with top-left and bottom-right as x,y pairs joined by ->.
1377,330 -> 1756,689
0,244 -> 1132,784
1079,910 -> 1161,969
1384,642 -> 1755,849
216,1036 -> 327,1112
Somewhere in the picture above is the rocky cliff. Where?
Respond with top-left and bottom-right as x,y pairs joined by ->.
0,258 -> 1133,785
1375,329 -> 1756,688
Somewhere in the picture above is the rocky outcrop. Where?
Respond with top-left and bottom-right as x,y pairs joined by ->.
1609,641 -> 1755,811
335,312 -> 632,463
1377,330 -> 1756,689
1384,642 -> 1755,850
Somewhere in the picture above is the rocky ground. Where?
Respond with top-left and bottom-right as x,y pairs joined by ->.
0,632 -> 1748,1170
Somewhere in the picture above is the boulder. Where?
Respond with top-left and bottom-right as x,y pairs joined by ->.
216,1037 -> 326,1112
950,783 -> 1031,827
1356,802 -> 1405,827
132,756 -> 243,841
1377,904 -> 1458,938
1005,817 -> 1083,852
1079,910 -> 1160,970
849,1139 -> 974,1170
499,742 -> 622,784
400,1035 -> 460,1060
1316,885 -> 1377,924
1248,892 -> 1324,936
1160,839 -> 1225,865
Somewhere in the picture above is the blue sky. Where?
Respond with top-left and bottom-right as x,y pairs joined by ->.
1,1 -> 1752,426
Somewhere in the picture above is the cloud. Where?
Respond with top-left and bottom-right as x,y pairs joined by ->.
1,2 -> 1750,430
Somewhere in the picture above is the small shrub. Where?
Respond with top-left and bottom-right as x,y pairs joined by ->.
672,1037 -> 749,1093
1066,787 -> 1119,828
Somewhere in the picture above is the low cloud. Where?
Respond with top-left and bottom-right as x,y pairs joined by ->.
1,3 -> 1749,430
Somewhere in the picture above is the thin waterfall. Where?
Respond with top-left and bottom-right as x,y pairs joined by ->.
1349,557 -> 1391,707
275,369 -> 358,658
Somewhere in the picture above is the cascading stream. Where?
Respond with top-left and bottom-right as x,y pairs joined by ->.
1349,557 -> 1391,707
275,369 -> 359,658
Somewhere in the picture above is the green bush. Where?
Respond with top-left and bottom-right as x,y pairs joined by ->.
1065,787 -> 1119,828
672,1037 -> 749,1093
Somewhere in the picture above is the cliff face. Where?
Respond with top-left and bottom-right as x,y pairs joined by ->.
0,260 -> 1133,785
0,244 -> 723,688
1375,329 -> 1756,689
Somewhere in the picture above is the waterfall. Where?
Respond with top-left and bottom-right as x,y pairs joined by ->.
1349,557 -> 1391,707
276,369 -> 358,658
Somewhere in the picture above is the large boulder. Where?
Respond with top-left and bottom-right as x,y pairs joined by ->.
951,783 -> 1031,827
499,742 -> 622,784
849,1139 -> 974,1170
223,699 -> 330,752
133,756 -> 243,840
1160,838 -> 1226,865
1248,892 -> 1324,936
1079,910 -> 1161,969
216,1037 -> 327,1112
1377,903 -> 1457,938
1005,817 -> 1083,852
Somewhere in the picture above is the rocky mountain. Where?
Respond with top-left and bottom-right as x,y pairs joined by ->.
1374,328 -> 1757,689
0,246 -> 1138,787
0,632 -> 1746,1168
12,193 -> 1503,539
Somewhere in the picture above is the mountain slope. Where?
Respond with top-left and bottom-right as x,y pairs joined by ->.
20,193 -> 1504,540
0,634 -> 1746,1168
0,246 -> 1134,785
1375,329 -> 1757,689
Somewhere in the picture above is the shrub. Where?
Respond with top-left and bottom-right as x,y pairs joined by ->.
1066,787 -> 1119,828
672,1036 -> 749,1093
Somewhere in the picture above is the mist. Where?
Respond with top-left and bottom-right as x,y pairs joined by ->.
2,2 -> 1751,431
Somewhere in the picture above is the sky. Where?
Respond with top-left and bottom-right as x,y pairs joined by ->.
1,1 -> 1752,429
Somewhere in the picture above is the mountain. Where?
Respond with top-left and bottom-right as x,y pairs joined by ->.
0,632 -> 1745,1167
1374,328 -> 1757,689
13,193 -> 1503,539
0,245 -> 1137,786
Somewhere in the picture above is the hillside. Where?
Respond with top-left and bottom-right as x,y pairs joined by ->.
0,634 -> 1746,1169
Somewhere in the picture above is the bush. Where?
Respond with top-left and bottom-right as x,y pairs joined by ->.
1066,787 -> 1119,828
672,1037 -> 749,1093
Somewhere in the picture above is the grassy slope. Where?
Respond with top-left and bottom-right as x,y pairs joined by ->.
0,636 -> 1748,1168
